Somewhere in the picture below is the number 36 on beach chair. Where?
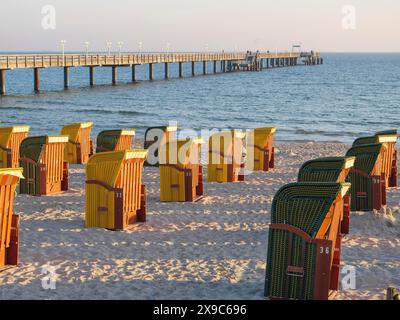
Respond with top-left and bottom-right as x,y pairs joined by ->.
85,150 -> 148,231
0,168 -> 24,269
265,182 -> 351,300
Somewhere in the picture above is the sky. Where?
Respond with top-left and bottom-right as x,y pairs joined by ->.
1,0 -> 399,53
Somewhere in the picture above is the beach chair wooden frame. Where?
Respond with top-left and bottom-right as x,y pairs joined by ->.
386,287 -> 400,300
144,125 -> 177,167
19,136 -> 69,196
353,130 -> 398,189
85,150 -> 148,231
96,129 -> 136,153
246,127 -> 276,171
61,122 -> 94,164
298,157 -> 355,235
160,138 -> 204,202
0,126 -> 30,169
265,182 -> 351,300
0,168 -> 23,269
346,143 -> 386,211
208,130 -> 246,183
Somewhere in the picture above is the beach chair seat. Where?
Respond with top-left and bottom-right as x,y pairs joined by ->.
144,125 -> 177,167
298,157 -> 355,234
160,138 -> 204,202
85,150 -> 148,230
0,126 -> 30,168
19,136 -> 69,196
352,130 -> 398,188
346,143 -> 386,211
0,168 -> 24,269
246,127 -> 276,171
61,122 -> 93,164
96,129 -> 135,153
208,130 -> 246,183
265,182 -> 351,300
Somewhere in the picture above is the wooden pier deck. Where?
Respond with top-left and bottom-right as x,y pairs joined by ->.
0,51 -> 322,95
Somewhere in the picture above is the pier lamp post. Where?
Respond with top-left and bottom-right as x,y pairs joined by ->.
138,41 -> 143,54
166,42 -> 170,54
60,40 -> 67,66
84,41 -> 90,58
107,41 -> 112,57
117,41 -> 124,61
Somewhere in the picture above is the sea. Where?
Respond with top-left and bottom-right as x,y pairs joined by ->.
0,53 -> 399,144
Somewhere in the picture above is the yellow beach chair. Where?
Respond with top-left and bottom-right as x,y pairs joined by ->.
208,130 -> 246,183
96,129 -> 135,153
61,122 -> 93,164
85,150 -> 148,230
19,136 -> 69,196
144,125 -> 177,166
0,168 -> 24,269
0,126 -> 30,168
160,138 -> 204,202
246,127 -> 276,171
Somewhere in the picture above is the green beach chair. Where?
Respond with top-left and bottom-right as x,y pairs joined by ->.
96,129 -> 135,153
352,130 -> 398,189
265,182 -> 351,300
298,157 -> 355,235
346,143 -> 386,211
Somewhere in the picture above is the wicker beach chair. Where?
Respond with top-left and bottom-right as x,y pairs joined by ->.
160,138 -> 204,202
0,126 -> 30,168
96,129 -> 136,153
144,125 -> 177,167
246,127 -> 276,171
265,182 -> 351,300
346,143 -> 386,211
61,122 -> 93,164
19,136 -> 69,196
353,130 -> 398,188
208,130 -> 246,183
85,150 -> 147,230
0,168 -> 23,269
298,157 -> 355,235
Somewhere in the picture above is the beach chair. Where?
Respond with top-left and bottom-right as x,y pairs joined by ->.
96,129 -> 135,153
353,130 -> 398,188
19,136 -> 69,196
160,138 -> 204,202
346,143 -> 386,211
386,287 -> 400,300
0,168 -> 24,269
208,130 -> 246,183
0,126 -> 30,168
144,125 -> 177,166
265,182 -> 351,300
61,122 -> 93,164
246,127 -> 276,171
85,150 -> 147,230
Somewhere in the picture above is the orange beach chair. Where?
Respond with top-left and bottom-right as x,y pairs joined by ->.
61,122 -> 94,164
0,126 -> 30,168
246,127 -> 276,171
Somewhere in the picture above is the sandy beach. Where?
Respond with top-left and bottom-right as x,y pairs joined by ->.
0,142 -> 398,300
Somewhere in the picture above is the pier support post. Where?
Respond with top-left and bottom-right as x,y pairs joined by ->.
112,66 -> 117,85
179,62 -> 183,78
0,69 -> 5,95
149,63 -> 154,80
203,61 -> 207,75
64,67 -> 70,89
34,68 -> 41,93
266,58 -> 269,69
213,61 -> 217,73
191,62 -> 196,76
89,66 -> 95,86
165,63 -> 169,79
132,65 -> 136,82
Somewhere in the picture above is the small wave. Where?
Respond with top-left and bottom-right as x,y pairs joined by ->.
72,108 -> 149,116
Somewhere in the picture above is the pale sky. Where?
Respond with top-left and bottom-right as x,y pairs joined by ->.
1,0 -> 399,52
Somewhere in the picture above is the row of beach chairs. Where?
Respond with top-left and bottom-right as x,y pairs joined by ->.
265,130 -> 398,300
0,123 -> 276,267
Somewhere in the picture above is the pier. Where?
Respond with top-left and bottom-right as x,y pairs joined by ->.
0,51 -> 323,95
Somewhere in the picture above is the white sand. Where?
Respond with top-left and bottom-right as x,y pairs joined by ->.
0,143 -> 398,300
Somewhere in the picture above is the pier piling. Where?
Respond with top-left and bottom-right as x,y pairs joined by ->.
34,68 -> 40,93
132,65 -> 136,82
192,62 -> 196,76
0,69 -> 5,95
213,61 -> 217,73
165,63 -> 169,79
89,66 -> 95,86
112,66 -> 117,85
149,63 -> 154,80
64,67 -> 70,89
179,62 -> 183,78
203,61 -> 207,75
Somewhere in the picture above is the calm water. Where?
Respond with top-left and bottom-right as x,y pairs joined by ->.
0,53 -> 399,143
